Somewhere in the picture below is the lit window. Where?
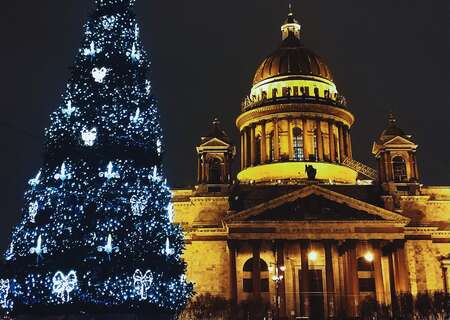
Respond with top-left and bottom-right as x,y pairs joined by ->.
293,127 -> 304,161
392,156 -> 407,182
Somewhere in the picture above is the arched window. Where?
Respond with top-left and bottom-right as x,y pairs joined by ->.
255,136 -> 261,165
208,157 -> 222,184
314,87 -> 320,97
293,127 -> 304,161
357,257 -> 375,293
242,257 -> 269,293
392,156 -> 407,182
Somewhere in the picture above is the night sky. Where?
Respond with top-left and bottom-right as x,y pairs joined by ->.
0,0 -> 448,251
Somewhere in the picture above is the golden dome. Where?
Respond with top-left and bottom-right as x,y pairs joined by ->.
253,33 -> 334,86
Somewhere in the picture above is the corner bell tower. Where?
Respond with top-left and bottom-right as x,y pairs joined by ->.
196,118 -> 236,185
372,113 -> 419,185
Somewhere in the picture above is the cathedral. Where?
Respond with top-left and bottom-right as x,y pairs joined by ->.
172,7 -> 450,319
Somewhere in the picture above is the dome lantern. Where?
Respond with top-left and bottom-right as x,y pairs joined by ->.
281,3 -> 301,40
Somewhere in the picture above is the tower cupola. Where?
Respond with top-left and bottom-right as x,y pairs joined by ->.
281,4 -> 301,40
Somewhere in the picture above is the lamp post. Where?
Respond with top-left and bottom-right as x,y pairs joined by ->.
269,263 -> 285,320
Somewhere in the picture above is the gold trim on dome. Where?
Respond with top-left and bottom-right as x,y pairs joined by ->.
236,103 -> 355,130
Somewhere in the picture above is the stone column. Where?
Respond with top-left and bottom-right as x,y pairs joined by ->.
413,153 -> 420,180
287,118 -> 293,160
346,127 -> 353,159
252,240 -> 261,299
338,123 -> 346,162
343,241 -> 359,318
302,118 -> 310,161
228,240 -> 238,306
386,248 -> 399,314
385,152 -> 392,181
250,124 -> 256,166
300,241 -> 310,318
316,119 -> 324,161
394,240 -> 410,294
243,128 -> 248,169
324,241 -> 336,318
328,121 -> 336,163
261,121 -> 267,164
274,119 -> 280,161
240,133 -> 244,170
197,155 -> 202,184
372,242 -> 386,305
276,241 -> 287,317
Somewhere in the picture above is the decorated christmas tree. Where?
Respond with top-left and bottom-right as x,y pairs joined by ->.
0,0 -> 192,318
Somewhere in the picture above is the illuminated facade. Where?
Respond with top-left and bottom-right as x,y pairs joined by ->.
173,8 -> 450,319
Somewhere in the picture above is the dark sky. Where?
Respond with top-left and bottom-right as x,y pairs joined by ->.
0,0 -> 448,250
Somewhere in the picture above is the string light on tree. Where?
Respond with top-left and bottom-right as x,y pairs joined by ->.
0,280 -> 9,308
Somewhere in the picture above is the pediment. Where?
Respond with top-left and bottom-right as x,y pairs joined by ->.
198,137 -> 231,148
224,185 -> 409,223
383,136 -> 416,147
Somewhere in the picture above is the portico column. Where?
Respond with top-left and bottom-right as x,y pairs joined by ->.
338,123 -> 346,162
328,121 -> 336,163
274,119 -> 280,161
276,240 -> 287,317
261,121 -> 267,164
394,240 -> 410,294
316,119 -> 324,161
343,241 -> 359,318
413,153 -> 420,180
228,240 -> 238,306
287,118 -> 293,160
302,118 -> 310,161
252,240 -> 261,299
197,155 -> 202,184
250,124 -> 256,166
371,241 -> 386,305
300,241 -> 310,318
324,241 -> 336,318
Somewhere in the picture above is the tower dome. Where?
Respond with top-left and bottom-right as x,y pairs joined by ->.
236,6 -> 358,185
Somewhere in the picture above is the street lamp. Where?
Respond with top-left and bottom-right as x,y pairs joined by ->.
269,263 -> 285,320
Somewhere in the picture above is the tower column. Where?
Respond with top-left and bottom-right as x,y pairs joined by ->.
250,124 -> 256,166
274,119 -> 280,161
302,118 -> 310,161
328,120 -> 336,163
261,121 -> 267,164
316,119 -> 324,161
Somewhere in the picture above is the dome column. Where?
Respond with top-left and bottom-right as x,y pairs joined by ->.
274,119 -> 280,161
240,132 -> 245,170
250,124 -> 256,166
328,120 -> 336,163
346,128 -> 353,159
302,118 -> 310,160
260,121 -> 267,164
243,128 -> 249,169
288,117 -> 293,160
338,123 -> 346,162
316,119 -> 324,161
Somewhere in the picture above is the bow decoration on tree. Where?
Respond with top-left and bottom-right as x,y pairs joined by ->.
133,269 -> 153,300
52,270 -> 78,302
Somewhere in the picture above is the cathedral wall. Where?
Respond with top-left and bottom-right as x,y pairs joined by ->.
406,240 -> 447,294
183,240 -> 231,298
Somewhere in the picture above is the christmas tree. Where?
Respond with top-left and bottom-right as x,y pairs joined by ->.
0,0 -> 192,318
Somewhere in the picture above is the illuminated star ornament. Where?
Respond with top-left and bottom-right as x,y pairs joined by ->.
54,162 -> 72,181
29,235 -> 48,263
97,234 -> 119,256
99,162 -> 120,180
62,100 -> 77,117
